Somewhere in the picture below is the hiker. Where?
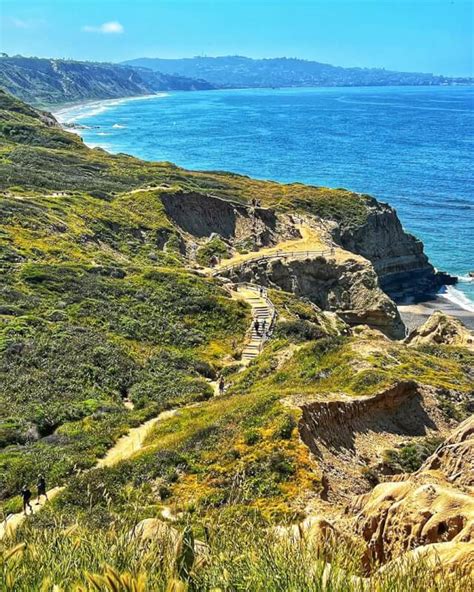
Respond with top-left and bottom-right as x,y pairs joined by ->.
36,474 -> 48,504
21,485 -> 33,515
261,319 -> 267,335
259,286 -> 264,297
218,375 -> 225,395
254,319 -> 260,335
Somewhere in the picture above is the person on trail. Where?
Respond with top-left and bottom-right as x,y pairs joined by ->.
218,375 -> 225,395
259,286 -> 264,297
21,485 -> 33,515
254,319 -> 260,335
261,319 -> 267,335
36,474 -> 48,504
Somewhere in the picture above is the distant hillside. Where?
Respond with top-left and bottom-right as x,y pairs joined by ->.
0,55 -> 214,106
122,55 -> 472,88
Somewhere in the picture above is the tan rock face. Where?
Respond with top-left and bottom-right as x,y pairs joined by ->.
419,415 -> 474,490
380,540 -> 474,581
338,197 -> 455,300
297,381 -> 450,502
228,254 -> 405,339
348,417 -> 474,564
405,311 -> 474,350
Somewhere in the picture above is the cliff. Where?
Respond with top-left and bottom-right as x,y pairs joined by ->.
0,56 -> 214,106
223,252 -> 405,339
337,197 -> 456,301
405,311 -> 474,350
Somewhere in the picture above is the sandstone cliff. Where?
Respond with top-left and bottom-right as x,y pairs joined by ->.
405,311 -> 474,350
349,416 -> 474,564
224,253 -> 405,339
337,197 -> 456,301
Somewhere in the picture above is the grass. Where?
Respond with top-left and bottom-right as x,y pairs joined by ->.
256,333 -> 474,401
1,89 -> 473,587
1,516 -> 472,591
0,262 -> 248,504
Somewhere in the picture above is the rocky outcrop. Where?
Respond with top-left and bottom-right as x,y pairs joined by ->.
348,416 -> 474,564
416,415 -> 474,489
405,311 -> 474,350
381,540 -> 474,579
161,191 -> 298,249
226,253 -> 405,339
299,382 -> 424,453
338,197 -> 456,301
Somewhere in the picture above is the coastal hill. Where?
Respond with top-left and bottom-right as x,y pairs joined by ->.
0,55 -> 214,107
122,55 -> 473,88
0,89 -> 473,589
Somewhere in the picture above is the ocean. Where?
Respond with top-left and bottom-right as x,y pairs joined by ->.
55,86 -> 474,309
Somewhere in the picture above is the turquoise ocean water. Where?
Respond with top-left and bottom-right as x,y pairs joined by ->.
56,86 -> 474,308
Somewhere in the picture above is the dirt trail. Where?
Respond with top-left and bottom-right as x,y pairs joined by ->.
0,287 -> 271,540
214,224 -> 324,271
0,487 -> 63,541
96,409 -> 177,468
211,223 -> 363,275
0,410 -> 177,540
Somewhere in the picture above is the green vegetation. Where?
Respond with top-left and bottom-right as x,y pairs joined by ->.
0,264 -> 248,502
196,237 -> 229,266
258,334 -> 474,400
1,518 -> 472,591
383,436 -> 443,473
0,56 -> 213,107
1,89 -> 473,588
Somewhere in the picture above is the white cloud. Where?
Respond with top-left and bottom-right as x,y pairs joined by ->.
9,17 -> 43,29
82,21 -> 124,34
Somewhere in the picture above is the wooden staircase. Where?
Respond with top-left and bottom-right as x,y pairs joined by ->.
232,284 -> 276,363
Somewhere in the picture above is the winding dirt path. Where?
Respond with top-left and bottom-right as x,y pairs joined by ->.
0,410 -> 177,541
0,285 -> 274,540
96,409 -> 177,468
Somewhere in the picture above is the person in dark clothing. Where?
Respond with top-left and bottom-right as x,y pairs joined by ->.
21,485 -> 33,515
261,319 -> 267,335
36,474 -> 48,504
254,319 -> 260,335
218,375 -> 225,395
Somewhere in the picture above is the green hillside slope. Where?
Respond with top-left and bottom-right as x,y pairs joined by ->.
0,56 -> 214,107
0,90 -> 472,591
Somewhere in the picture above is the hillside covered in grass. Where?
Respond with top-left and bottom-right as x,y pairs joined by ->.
0,56 -> 214,107
0,89 -> 473,590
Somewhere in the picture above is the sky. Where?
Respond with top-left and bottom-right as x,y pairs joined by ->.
0,0 -> 472,76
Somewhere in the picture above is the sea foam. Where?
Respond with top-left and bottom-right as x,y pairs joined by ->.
54,93 -> 168,124
444,286 -> 474,313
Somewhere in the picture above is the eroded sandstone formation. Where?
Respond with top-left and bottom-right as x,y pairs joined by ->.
348,416 -> 474,565
337,196 -> 456,301
225,254 -> 406,339
405,311 -> 474,350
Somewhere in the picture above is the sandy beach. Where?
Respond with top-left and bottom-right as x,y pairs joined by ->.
399,293 -> 474,332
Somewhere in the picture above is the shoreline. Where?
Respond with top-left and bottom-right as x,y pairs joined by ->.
398,292 -> 474,332
50,91 -> 474,325
52,93 -> 168,123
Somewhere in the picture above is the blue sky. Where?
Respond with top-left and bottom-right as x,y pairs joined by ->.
1,1 -> 472,76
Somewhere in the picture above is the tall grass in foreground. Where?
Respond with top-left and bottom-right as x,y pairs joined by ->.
1,516 -> 471,591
